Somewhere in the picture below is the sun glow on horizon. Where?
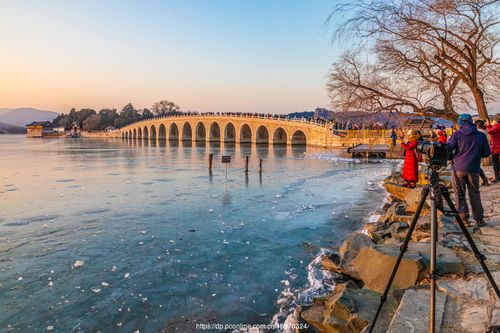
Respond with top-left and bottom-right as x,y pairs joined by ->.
0,0 -> 338,114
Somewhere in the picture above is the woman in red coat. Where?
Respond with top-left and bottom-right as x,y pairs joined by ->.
400,130 -> 420,188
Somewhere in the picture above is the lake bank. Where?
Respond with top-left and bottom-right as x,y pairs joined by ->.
300,169 -> 500,332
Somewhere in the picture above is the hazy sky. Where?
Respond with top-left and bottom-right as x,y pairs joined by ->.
0,0 -> 342,114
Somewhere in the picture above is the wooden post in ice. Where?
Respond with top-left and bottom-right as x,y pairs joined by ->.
208,153 -> 213,171
245,156 -> 249,173
259,158 -> 262,173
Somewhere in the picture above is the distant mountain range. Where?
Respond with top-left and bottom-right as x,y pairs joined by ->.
0,122 -> 26,134
0,108 -> 59,127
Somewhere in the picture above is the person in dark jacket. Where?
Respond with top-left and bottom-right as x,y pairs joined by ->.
448,114 -> 491,227
475,119 -> 490,186
487,114 -> 500,182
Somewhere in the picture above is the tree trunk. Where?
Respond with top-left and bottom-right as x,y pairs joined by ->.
470,85 -> 490,120
442,96 -> 459,123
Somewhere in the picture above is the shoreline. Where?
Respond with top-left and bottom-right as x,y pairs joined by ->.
297,167 -> 500,333
268,162 -> 395,333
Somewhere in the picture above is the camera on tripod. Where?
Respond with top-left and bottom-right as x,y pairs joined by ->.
416,141 -> 451,167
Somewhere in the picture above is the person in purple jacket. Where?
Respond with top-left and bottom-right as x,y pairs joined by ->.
447,114 -> 491,227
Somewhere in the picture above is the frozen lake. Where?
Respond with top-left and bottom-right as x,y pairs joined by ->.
0,136 -> 394,332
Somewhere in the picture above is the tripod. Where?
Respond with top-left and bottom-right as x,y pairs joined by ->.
369,166 -> 500,333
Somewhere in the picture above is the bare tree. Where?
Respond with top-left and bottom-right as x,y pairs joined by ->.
375,39 -> 469,120
151,100 -> 181,116
328,51 -> 463,120
331,0 -> 500,119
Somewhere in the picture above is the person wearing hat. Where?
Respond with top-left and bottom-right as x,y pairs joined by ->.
487,114 -> 500,182
400,129 -> 421,188
448,113 -> 491,227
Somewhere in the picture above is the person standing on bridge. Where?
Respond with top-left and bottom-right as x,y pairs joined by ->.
400,129 -> 420,188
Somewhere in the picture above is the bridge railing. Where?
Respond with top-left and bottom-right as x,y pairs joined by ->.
111,113 -> 332,132
332,129 -> 391,138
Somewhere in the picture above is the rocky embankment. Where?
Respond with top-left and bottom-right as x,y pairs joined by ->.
300,172 -> 500,333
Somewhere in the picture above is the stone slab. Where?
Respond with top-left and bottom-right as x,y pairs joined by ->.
437,277 -> 491,302
458,304 -> 488,333
387,289 -> 446,333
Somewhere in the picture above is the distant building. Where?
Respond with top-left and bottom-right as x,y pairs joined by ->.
26,121 -> 65,138
26,121 -> 53,138
53,126 -> 65,133
313,108 -> 335,120
70,122 -> 80,138
104,126 -> 116,132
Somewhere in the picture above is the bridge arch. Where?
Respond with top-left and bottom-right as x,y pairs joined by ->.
240,124 -> 252,143
158,124 -> 166,140
273,127 -> 287,145
116,115 -> 326,146
195,122 -> 206,141
209,122 -> 221,142
256,125 -> 269,144
291,130 -> 307,145
150,125 -> 157,140
182,122 -> 192,141
169,123 -> 179,140
224,123 -> 236,142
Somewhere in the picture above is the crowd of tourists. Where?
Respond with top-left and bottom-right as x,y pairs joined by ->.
169,111 -> 334,125
331,121 -> 388,130
399,113 -> 500,228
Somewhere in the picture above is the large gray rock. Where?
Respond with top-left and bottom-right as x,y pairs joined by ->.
410,242 -> 465,278
382,202 -> 407,223
387,289 -> 447,333
338,233 -> 375,280
350,243 -> 464,293
351,244 -> 423,293
384,182 -> 410,201
301,283 -> 387,333
403,186 -> 427,213
383,182 -> 428,213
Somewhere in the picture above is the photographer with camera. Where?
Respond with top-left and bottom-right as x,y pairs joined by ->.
447,114 -> 491,227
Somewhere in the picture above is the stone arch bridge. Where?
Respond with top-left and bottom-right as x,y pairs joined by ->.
105,114 -> 388,148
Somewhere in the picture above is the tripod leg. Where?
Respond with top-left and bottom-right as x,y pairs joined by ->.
368,186 -> 430,333
430,192 -> 437,333
441,189 -> 500,299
